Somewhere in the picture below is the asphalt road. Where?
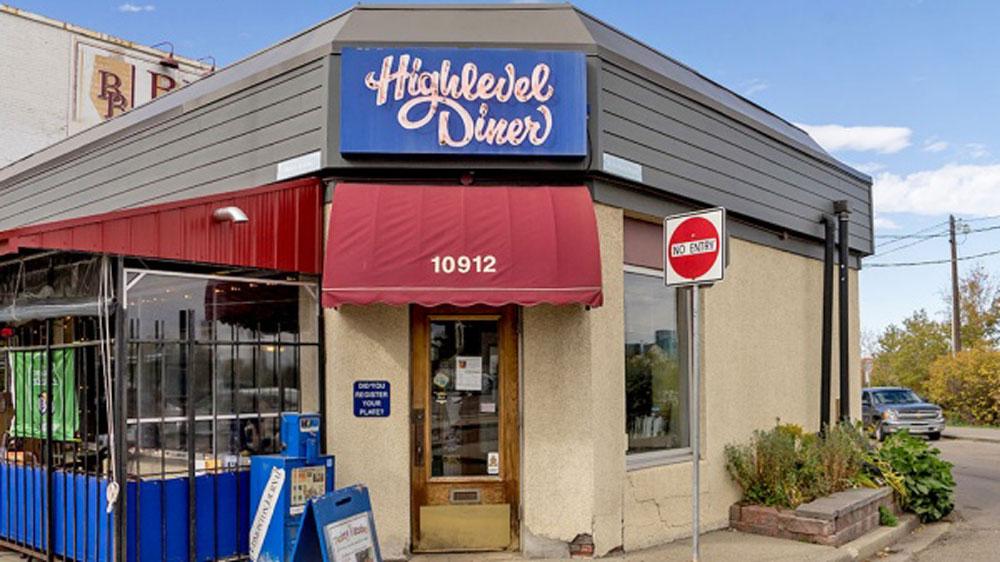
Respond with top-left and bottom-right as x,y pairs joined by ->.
910,437 -> 1000,561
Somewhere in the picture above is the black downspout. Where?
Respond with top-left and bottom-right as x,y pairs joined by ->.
820,216 -> 835,433
835,201 -> 851,422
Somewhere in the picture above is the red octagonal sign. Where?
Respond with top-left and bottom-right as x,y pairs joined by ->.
664,208 -> 726,286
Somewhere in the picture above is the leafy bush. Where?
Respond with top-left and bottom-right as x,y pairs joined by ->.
724,422 -> 869,509
879,505 -> 898,527
878,432 -> 955,522
859,452 -> 908,502
926,348 -> 1000,426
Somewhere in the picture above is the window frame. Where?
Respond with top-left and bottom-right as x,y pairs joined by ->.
623,264 -> 695,471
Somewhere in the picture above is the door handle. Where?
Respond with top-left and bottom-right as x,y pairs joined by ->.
412,408 -> 425,467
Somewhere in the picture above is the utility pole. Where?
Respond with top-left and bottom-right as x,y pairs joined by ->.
949,215 -> 962,354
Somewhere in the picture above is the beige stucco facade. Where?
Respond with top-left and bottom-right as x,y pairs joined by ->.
320,201 -> 862,559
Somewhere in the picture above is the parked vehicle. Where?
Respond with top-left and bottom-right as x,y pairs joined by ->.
862,387 -> 945,441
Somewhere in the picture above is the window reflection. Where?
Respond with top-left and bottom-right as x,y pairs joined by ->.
124,272 -> 318,475
429,319 -> 501,477
624,272 -> 690,454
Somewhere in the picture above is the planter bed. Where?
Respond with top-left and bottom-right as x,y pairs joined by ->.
729,487 -> 898,546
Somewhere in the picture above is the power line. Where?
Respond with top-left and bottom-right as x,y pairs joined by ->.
872,223 -> 1000,257
874,220 -> 949,245
866,247 -> 1000,268
876,231 -> 948,240
961,214 -> 1000,223
873,235 -> 942,258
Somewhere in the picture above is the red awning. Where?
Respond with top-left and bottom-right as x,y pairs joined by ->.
322,183 -> 603,308
0,178 -> 323,274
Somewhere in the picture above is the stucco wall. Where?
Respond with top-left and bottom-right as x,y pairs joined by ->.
622,235 -> 862,551
521,203 -> 625,556
319,199 -> 862,558
324,303 -> 410,559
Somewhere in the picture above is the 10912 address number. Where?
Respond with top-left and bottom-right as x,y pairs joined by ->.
431,255 -> 497,274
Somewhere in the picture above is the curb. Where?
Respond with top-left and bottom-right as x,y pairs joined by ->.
880,521 -> 952,561
836,513 -> 920,561
941,433 -> 1000,444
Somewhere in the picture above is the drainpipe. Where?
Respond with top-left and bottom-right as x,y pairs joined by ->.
835,200 -> 851,422
820,215 -> 835,433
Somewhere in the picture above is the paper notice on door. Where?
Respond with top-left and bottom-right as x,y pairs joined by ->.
487,452 -> 500,475
455,356 -> 483,391
480,402 -> 496,414
324,512 -> 377,562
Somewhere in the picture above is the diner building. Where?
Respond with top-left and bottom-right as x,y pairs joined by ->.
0,4 -> 872,560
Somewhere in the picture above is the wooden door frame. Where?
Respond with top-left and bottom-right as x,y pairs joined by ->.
409,304 -> 520,552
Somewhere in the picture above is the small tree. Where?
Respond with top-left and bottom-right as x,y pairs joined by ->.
926,348 -> 1000,425
870,310 -> 950,394
943,265 -> 1000,349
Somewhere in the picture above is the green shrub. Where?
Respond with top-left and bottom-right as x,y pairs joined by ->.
724,422 -> 869,509
879,505 -> 898,527
878,432 -> 955,522
926,348 -> 1000,426
725,424 -> 803,507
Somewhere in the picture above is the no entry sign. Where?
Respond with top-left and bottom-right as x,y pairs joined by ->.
664,208 -> 726,287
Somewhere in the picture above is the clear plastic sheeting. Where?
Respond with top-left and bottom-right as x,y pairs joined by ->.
0,298 -> 100,323
0,253 -> 102,323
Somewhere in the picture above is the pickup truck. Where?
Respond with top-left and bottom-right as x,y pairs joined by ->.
862,386 -> 945,441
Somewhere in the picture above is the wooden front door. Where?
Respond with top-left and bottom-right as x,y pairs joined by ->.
411,305 -> 519,552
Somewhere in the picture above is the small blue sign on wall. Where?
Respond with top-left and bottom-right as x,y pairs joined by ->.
340,47 -> 588,156
353,381 -> 390,417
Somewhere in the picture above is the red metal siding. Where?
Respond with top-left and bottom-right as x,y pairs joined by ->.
0,178 -> 323,274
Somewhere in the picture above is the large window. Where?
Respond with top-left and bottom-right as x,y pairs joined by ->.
123,270 -> 319,476
625,269 -> 690,464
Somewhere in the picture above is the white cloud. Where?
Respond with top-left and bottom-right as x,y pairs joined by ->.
741,78 -> 768,97
118,3 -> 155,12
796,123 -> 912,154
851,162 -> 887,175
873,216 -> 900,230
874,164 -> 1000,215
923,138 -> 949,153
965,143 -> 990,159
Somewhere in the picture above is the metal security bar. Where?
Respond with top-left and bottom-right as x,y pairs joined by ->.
0,317 -> 114,562
0,261 -> 319,562
120,269 -> 319,562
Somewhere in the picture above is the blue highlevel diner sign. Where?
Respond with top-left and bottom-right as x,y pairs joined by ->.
340,47 -> 588,156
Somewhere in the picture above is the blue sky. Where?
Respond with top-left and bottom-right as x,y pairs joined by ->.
12,1 -> 1000,339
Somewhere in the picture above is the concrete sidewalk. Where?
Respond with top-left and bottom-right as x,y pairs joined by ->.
942,426 -> 1000,443
0,517 -> 920,562
410,516 -> 919,562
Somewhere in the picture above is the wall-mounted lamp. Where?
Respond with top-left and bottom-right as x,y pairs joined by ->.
213,206 -> 249,223
150,41 -> 180,69
196,55 -> 217,73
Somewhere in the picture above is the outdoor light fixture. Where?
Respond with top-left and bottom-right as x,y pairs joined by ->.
196,55 -> 217,73
150,41 -> 180,69
212,206 -> 249,223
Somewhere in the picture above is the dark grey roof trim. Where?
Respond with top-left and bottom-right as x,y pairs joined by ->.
591,177 -> 862,269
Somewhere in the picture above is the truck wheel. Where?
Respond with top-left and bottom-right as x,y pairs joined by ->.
928,432 -> 941,441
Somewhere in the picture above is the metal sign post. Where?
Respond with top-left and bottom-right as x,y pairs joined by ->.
663,207 -> 726,562
690,283 -> 701,562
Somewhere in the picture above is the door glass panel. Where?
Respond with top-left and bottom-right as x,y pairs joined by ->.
429,319 -> 500,477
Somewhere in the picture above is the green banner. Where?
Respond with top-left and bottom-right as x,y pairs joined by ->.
10,349 -> 78,441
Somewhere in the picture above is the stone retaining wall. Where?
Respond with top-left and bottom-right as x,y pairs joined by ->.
729,487 -> 897,546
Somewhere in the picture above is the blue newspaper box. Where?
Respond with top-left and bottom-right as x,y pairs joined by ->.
290,485 -> 382,562
250,413 -> 335,562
